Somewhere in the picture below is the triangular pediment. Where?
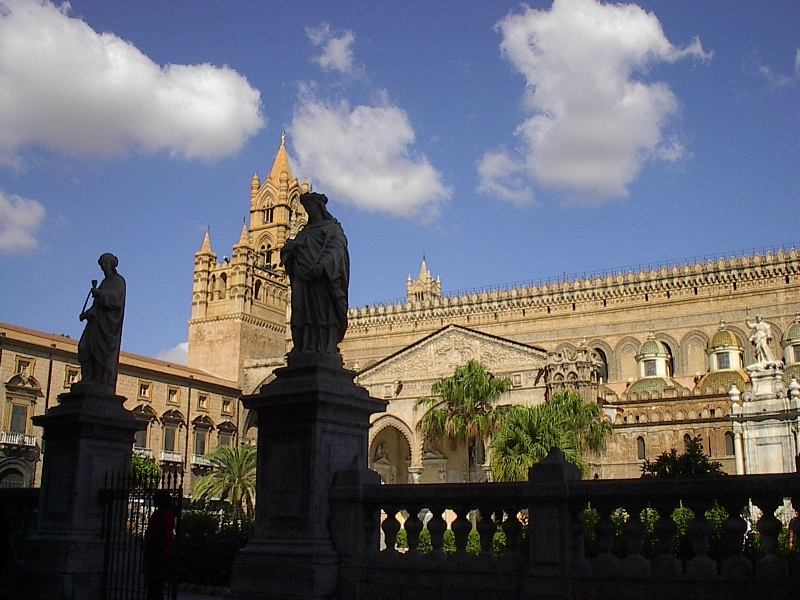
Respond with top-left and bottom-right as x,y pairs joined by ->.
357,325 -> 546,385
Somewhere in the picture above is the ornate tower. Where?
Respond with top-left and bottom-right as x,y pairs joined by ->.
406,256 -> 441,304
188,134 -> 307,384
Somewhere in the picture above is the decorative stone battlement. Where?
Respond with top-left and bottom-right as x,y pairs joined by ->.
347,246 -> 800,328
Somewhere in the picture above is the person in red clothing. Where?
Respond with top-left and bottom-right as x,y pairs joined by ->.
144,491 -> 175,600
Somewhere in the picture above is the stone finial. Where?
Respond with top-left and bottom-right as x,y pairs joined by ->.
728,384 -> 741,402
789,377 -> 800,400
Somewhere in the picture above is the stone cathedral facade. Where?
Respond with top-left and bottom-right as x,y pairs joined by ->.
185,136 -> 800,482
4,136 -> 799,488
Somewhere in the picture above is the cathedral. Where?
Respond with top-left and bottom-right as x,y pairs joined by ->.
2,136 -> 800,489
186,135 -> 800,483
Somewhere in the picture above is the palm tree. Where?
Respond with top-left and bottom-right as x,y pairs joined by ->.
416,360 -> 512,481
491,391 -> 611,482
193,444 -> 257,515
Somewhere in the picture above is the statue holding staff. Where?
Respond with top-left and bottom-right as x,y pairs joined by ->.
281,192 -> 349,354
78,253 -> 126,389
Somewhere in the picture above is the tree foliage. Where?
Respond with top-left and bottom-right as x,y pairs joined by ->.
193,444 -> 257,515
640,435 -> 725,478
490,391 -> 612,481
417,360 -> 512,443
417,360 -> 512,479
131,454 -> 161,487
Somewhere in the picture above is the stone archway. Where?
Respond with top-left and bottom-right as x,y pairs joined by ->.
369,423 -> 411,484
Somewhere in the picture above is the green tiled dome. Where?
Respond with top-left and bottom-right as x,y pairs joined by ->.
784,321 -> 800,343
626,376 -> 687,398
638,338 -> 668,356
695,369 -> 750,396
709,329 -> 742,349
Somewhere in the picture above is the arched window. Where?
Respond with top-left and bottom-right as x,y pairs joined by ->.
683,433 -> 692,451
725,431 -> 735,456
661,341 -> 674,376
636,436 -> 646,460
0,469 -> 24,488
218,273 -> 227,299
254,280 -> 262,300
594,348 -> 609,383
263,207 -> 274,224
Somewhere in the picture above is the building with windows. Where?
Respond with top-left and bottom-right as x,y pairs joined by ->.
3,136 -> 799,489
0,323 -> 241,490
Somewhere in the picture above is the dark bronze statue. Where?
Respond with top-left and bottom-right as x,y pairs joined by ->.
78,253 -> 126,389
281,192 -> 349,354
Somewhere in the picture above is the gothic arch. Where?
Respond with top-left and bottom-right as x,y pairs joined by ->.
587,339 -> 614,381
614,336 -> 641,382
554,342 -> 578,357
679,330 -> 710,375
369,414 -> 416,463
655,332 -> 680,375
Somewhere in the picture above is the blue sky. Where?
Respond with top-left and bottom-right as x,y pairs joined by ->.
0,0 -> 798,364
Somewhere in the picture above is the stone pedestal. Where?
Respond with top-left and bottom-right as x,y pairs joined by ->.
16,384 -> 138,600
733,366 -> 799,474
230,353 -> 386,600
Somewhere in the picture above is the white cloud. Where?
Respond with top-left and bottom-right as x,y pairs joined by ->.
484,0 -> 710,203
0,0 -> 264,164
156,341 -> 188,365
0,189 -> 46,253
306,23 -> 357,75
477,150 -> 535,205
757,48 -> 800,87
289,93 -> 452,220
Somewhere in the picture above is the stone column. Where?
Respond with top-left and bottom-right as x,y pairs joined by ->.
230,353 -> 386,600
16,385 -> 138,600
734,431 -> 746,475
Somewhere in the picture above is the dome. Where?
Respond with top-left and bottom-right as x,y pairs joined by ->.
626,377 -> 687,398
709,328 -> 742,350
695,369 -> 750,396
783,318 -> 800,345
637,335 -> 669,358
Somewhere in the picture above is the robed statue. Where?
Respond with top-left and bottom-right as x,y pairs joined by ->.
281,192 -> 349,354
746,313 -> 777,367
78,253 -> 126,389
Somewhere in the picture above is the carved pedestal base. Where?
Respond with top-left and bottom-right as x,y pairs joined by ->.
230,352 -> 386,599
11,385 -> 137,600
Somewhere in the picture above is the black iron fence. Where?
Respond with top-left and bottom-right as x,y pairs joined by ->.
100,470 -> 183,600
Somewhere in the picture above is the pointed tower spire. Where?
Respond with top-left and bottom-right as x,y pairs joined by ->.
236,223 -> 251,247
197,229 -> 214,255
268,130 -> 294,183
418,255 -> 430,280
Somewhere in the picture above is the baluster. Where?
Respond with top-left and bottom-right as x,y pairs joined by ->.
650,500 -> 681,577
451,503 -> 471,554
622,503 -> 650,577
501,506 -> 522,553
752,495 -> 787,578
404,505 -> 423,554
789,496 -> 800,576
476,505 -> 496,555
365,501 -> 382,555
590,506 -> 620,576
685,500 -> 717,578
719,497 -> 750,577
381,505 -> 401,553
427,504 -> 447,554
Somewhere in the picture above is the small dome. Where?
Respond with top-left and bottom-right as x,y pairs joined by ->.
709,329 -> 742,350
695,369 -> 750,396
626,377 -> 687,398
637,335 -> 669,358
783,317 -> 800,345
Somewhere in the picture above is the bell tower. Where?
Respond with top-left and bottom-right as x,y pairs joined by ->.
188,134 -> 308,385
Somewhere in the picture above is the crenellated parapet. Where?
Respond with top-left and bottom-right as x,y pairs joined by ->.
348,247 -> 800,328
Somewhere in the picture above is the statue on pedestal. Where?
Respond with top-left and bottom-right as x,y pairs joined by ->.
281,192 -> 349,354
746,313 -> 777,367
78,253 -> 126,390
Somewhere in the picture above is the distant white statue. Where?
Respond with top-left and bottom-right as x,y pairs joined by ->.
746,314 -> 776,366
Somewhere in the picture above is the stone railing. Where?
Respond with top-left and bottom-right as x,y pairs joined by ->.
132,446 -> 154,459
191,453 -> 213,467
160,450 -> 183,463
0,431 -> 37,447
331,450 -> 800,600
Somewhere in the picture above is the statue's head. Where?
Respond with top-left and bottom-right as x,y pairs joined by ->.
299,192 -> 332,221
98,253 -> 119,272
756,313 -> 764,322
